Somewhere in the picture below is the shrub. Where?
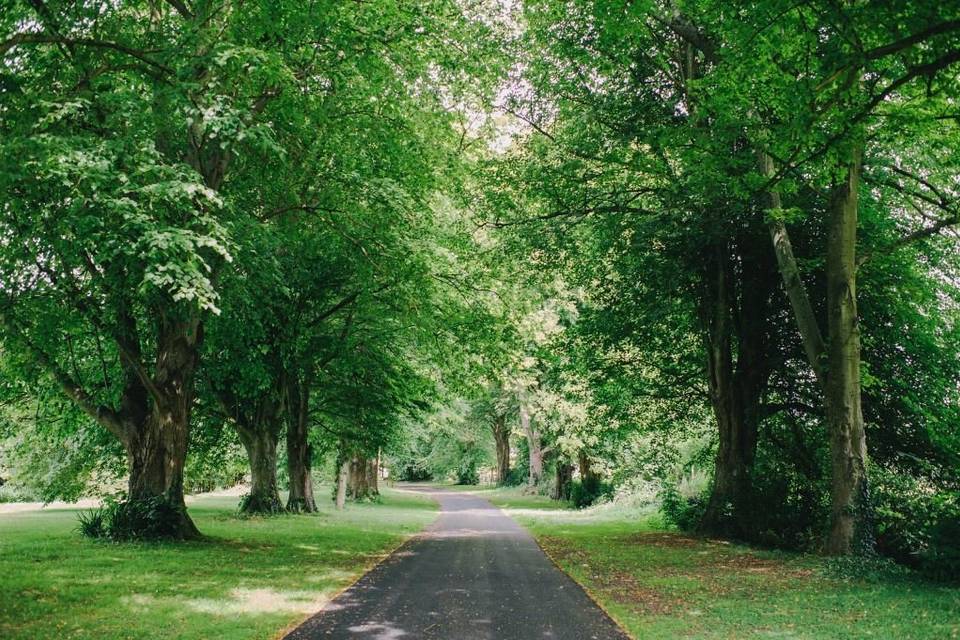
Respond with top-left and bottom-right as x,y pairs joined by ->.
500,467 -> 526,487
660,483 -> 708,531
76,496 -> 186,542
0,483 -> 40,503
872,465 -> 960,580
922,516 -> 960,581
398,463 -> 432,482
455,461 -> 479,485
76,506 -> 107,539
823,554 -> 911,582
570,476 -> 613,508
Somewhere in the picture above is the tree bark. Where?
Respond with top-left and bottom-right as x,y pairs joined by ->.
553,461 -> 573,501
824,143 -> 872,555
760,148 -> 873,554
761,152 -> 827,386
237,424 -> 283,514
519,399 -> 544,487
122,316 -> 202,538
347,453 -> 379,500
699,237 -> 773,536
491,414 -> 511,484
335,460 -> 348,510
285,377 -> 317,513
368,455 -> 380,495
577,452 -> 597,485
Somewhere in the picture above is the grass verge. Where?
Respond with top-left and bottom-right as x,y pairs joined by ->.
0,487 -> 436,640
485,486 -> 960,639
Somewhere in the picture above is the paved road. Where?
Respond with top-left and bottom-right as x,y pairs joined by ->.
284,487 -> 629,640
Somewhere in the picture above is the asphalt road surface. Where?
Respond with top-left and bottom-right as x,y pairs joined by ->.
283,487 -> 630,640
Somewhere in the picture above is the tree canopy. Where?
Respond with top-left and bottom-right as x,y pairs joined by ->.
1,0 -> 958,571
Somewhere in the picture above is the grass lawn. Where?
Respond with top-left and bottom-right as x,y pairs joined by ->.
483,486 -> 960,640
0,487 -> 436,640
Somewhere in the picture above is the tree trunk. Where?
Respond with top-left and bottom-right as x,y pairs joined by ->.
519,400 -> 543,487
492,414 -> 511,484
368,455 -> 380,495
347,453 -> 379,500
285,378 -> 317,513
698,239 -> 772,536
699,244 -> 738,530
123,317 -> 202,539
236,421 -> 283,515
761,152 -> 827,385
824,144 -> 872,555
578,452 -> 597,484
335,460 -> 349,510
761,148 -> 873,554
553,461 -> 573,501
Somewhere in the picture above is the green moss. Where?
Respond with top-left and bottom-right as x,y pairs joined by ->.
0,488 -> 436,640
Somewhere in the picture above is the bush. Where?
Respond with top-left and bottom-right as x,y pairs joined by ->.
76,507 -> 106,538
500,467 -> 526,487
570,476 -> 613,508
77,496 -> 186,542
660,483 -> 708,531
924,516 -> 960,581
823,554 -> 911,582
455,461 -> 479,485
738,449 -> 826,550
397,463 -> 432,482
872,465 -> 960,580
0,482 -> 40,503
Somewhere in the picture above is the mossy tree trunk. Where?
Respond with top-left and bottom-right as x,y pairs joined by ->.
824,144 -> 872,555
235,413 -> 284,515
763,147 -> 873,555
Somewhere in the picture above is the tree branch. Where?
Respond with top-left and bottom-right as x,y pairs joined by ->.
0,33 -> 172,74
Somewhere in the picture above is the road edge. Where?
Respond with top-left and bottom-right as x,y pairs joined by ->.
272,488 -> 442,640
529,529 -> 637,640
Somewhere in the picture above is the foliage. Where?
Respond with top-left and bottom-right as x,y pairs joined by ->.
872,465 -> 960,580
569,477 -> 612,509
500,467 -> 527,487
455,461 -> 480,486
659,484 -> 709,533
75,507 -> 106,539
78,496 -> 187,542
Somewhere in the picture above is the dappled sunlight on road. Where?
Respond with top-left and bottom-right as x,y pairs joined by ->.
345,621 -> 411,639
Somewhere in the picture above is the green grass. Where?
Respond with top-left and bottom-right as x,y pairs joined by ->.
500,500 -> 960,640
0,487 -> 437,640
